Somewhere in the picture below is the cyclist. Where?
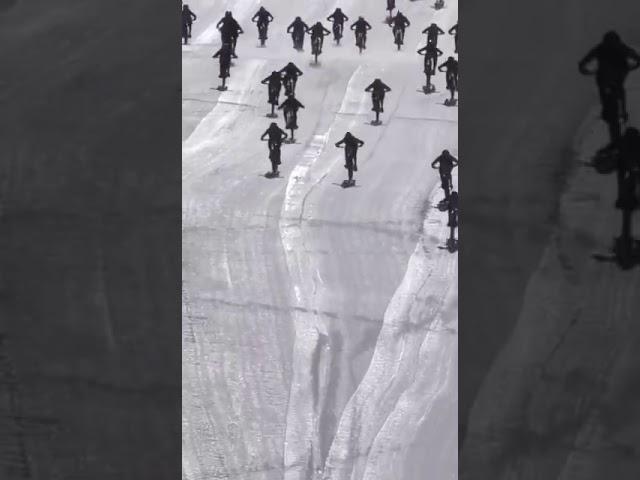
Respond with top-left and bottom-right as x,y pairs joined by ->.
278,94 -> 306,137
431,149 -> 458,202
447,190 -> 459,246
350,16 -> 372,50
418,43 -> 443,75
390,11 -> 410,47
335,132 -> 365,184
307,21 -> 332,55
217,11 -> 243,57
438,56 -> 458,102
386,0 -> 396,21
287,16 -> 310,50
252,6 -> 274,44
261,71 -> 283,114
327,8 -> 349,43
449,23 -> 458,53
261,122 -> 289,175
365,78 -> 392,113
279,62 -> 304,96
423,23 -> 445,47
182,4 -> 197,43
579,31 -> 640,145
212,43 -> 233,89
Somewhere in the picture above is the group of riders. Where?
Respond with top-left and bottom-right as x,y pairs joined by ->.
181,2 -> 459,241
579,31 -> 640,264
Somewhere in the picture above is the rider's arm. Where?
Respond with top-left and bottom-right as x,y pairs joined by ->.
431,158 -> 439,168
365,21 -> 372,30
438,62 -> 446,71
335,139 -> 345,147
437,26 -> 445,34
281,130 -> 288,140
437,47 -> 443,56
323,27 -> 331,35
295,66 -> 303,76
268,13 -> 274,21
327,14 -> 334,22
344,15 -> 349,22
260,131 -> 268,140
350,23 -> 356,31
417,46 -> 426,54
404,18 -> 411,27
191,12 -> 197,21
286,23 -> 294,33
212,49 -> 221,58
627,47 -> 640,70
252,13 -> 258,22
578,48 -> 597,73
452,157 -> 458,167
364,84 -> 373,92
448,25 -> 457,34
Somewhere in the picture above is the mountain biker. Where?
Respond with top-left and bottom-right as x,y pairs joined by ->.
261,71 -> 283,107
423,23 -> 445,47
217,11 -> 243,57
431,149 -> 458,201
438,56 -> 459,101
449,23 -> 458,53
418,43 -> 443,75
447,191 -> 459,241
252,6 -> 274,40
327,8 -> 349,41
287,16 -> 310,50
307,22 -> 332,54
579,31 -> 640,143
390,11 -> 410,46
335,132 -> 365,182
212,43 -> 232,86
279,62 -> 304,96
261,122 -> 289,174
278,94 -> 305,133
182,4 -> 197,41
365,78 -> 391,113
616,127 -> 640,210
350,16 -> 372,49
386,0 -> 396,19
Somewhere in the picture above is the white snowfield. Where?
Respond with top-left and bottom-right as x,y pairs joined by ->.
182,1 -> 458,479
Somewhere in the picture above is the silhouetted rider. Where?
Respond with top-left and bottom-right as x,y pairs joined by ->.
327,8 -> 349,39
279,62 -> 303,95
390,11 -> 410,44
335,132 -> 365,181
579,31 -> 640,135
351,16 -> 372,48
431,149 -> 458,199
449,23 -> 458,53
261,71 -> 283,105
365,78 -> 392,112
418,43 -> 443,74
307,22 -> 331,53
287,16 -> 310,49
182,4 -> 197,39
278,94 -> 305,131
423,23 -> 444,47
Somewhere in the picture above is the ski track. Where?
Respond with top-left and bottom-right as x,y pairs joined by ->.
183,1 -> 458,479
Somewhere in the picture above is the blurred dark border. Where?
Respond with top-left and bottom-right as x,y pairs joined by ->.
460,1 -> 640,478
0,1 -> 180,478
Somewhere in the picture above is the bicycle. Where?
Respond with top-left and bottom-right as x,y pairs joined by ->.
356,31 -> 365,54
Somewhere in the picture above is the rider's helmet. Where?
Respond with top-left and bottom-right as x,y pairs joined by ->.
442,149 -> 450,156
259,6 -> 265,11
295,16 -> 302,22
270,122 -> 278,128
345,131 -> 353,139
225,11 -> 232,18
183,4 -> 189,9
316,21 -> 322,27
272,70 -> 279,76
603,30 -> 621,46
448,56 -> 454,61
359,16 -> 364,21
336,7 -> 342,12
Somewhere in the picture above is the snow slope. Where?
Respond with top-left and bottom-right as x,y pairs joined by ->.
182,1 -> 458,479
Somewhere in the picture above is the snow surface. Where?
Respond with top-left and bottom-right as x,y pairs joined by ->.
182,1 -> 458,479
